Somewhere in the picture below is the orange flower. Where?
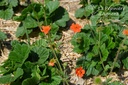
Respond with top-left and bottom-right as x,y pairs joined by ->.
123,29 -> 128,36
70,23 -> 82,33
48,58 -> 56,67
75,67 -> 85,78
41,26 -> 51,34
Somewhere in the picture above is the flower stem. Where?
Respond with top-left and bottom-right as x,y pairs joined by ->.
50,44 -> 63,72
98,32 -> 105,70
110,37 -> 127,73
47,33 -> 63,72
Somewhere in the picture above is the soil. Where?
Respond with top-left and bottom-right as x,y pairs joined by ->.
0,0 -> 128,85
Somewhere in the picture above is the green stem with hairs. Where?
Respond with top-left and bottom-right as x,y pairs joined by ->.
110,37 -> 127,73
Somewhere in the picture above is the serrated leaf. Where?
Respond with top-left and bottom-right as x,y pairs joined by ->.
84,5 -> 94,17
33,39 -> 48,47
100,33 -> 108,43
104,65 -> 110,71
90,15 -> 100,26
15,26 -> 32,37
9,0 -> 18,7
54,7 -> 69,27
122,57 -> 128,69
92,68 -> 99,75
46,1 -> 59,14
23,16 -> 38,28
31,46 -> 49,64
86,67 -> 92,76
107,38 -> 115,49
0,68 -> 23,84
99,44 -> 109,64
86,52 -> 94,61
8,44 -> 30,68
92,45 -> 99,55
22,77 -> 39,85
0,8 -> 13,20
13,5 -> 32,21
71,33 -> 90,53
50,23 -> 59,34
15,26 -> 25,37
75,8 -> 85,18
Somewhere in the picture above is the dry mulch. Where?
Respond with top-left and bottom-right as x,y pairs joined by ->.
0,0 -> 128,85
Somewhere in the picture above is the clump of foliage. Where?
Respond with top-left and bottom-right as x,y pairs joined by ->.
0,0 -> 70,85
71,0 -> 128,76
0,0 -> 18,20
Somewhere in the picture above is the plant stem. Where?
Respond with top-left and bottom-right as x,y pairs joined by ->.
50,44 -> 63,72
47,34 -> 69,85
98,31 -> 105,70
110,37 -> 127,73
24,26 -> 30,45
47,34 -> 63,72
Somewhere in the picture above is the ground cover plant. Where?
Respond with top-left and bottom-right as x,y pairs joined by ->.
0,0 -> 70,85
71,0 -> 128,83
0,0 -> 128,85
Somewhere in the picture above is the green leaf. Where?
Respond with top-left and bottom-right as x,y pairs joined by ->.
107,38 -> 115,49
103,26 -> 113,35
31,46 -> 49,64
9,0 -> 18,7
46,0 -> 59,14
9,43 -> 30,68
23,16 -> 38,28
33,39 -> 48,47
15,26 -> 25,37
0,8 -> 13,20
0,0 -> 8,6
75,8 -> 85,18
15,25 -> 33,37
84,5 -> 94,17
22,69 -> 41,85
0,31 -> 7,40
86,67 -> 92,76
86,52 -> 94,61
22,77 -> 39,85
90,14 -> 100,26
99,44 -> 109,64
122,57 -> 128,69
13,4 -> 33,21
54,7 -> 69,27
100,33 -> 108,43
50,23 -> 59,34
0,68 -> 23,84
71,33 -> 90,53
39,76 -> 61,85
92,68 -> 99,76
92,45 -> 99,55
13,68 -> 24,80
104,65 -> 110,71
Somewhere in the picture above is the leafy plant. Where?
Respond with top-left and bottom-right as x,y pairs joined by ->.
13,0 -> 69,38
0,40 -> 63,85
0,0 -> 19,20
0,0 -> 70,85
72,0 -> 128,76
